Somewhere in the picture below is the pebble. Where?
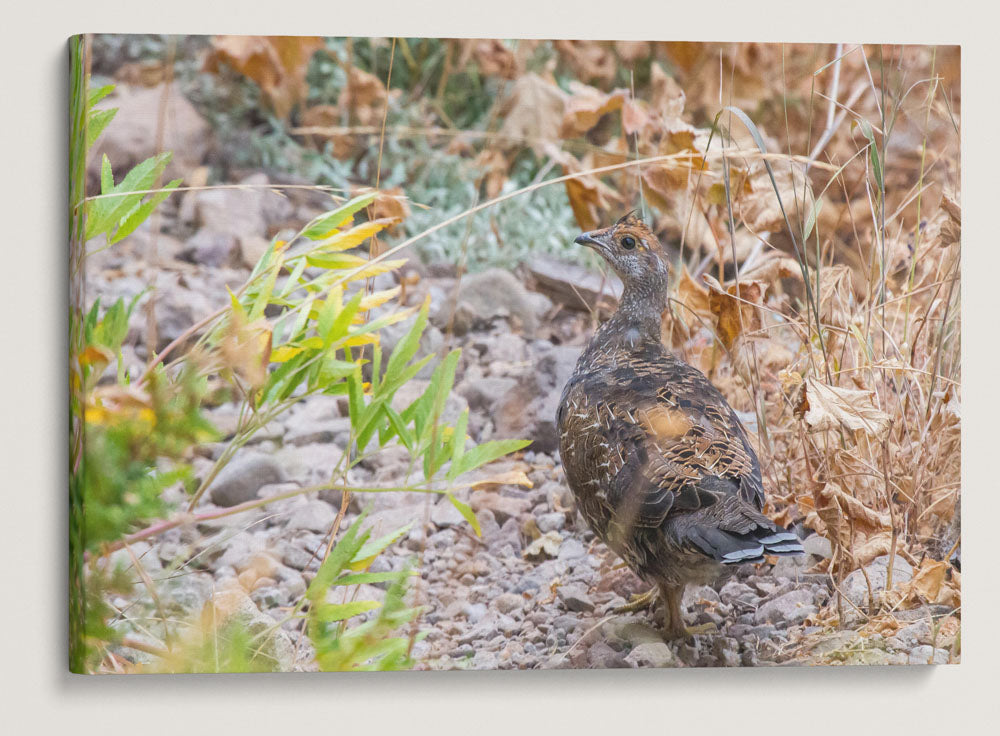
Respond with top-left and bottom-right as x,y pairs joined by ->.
557,583 -> 595,613
625,642 -> 677,668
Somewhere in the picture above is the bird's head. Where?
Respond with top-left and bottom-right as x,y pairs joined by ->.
574,211 -> 669,293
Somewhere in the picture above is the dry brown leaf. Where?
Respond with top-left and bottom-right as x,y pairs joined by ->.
562,154 -> 620,231
220,314 -> 272,392
739,251 -> 803,283
498,73 -> 567,155
553,40 -> 616,84
473,149 -> 509,200
817,264 -> 854,329
702,274 -> 766,349
671,266 -> 713,330
735,162 -> 813,234
204,36 -> 324,120
798,378 -> 893,440
560,83 -> 628,138
614,41 -> 651,64
339,66 -> 388,127
460,39 -> 519,80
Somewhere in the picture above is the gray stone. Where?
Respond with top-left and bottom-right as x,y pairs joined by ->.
191,173 -> 269,241
841,555 -> 913,613
908,645 -> 950,665
755,588 -> 816,625
183,228 -> 239,267
90,83 -> 211,184
207,452 -> 286,507
285,499 -> 337,532
463,602 -> 488,624
625,641 -> 677,668
493,592 -> 524,615
803,533 -> 833,560
436,268 -> 540,336
456,376 -> 518,413
603,619 -> 663,649
536,512 -> 566,533
557,538 -> 586,561
719,581 -> 757,607
894,620 -> 933,649
588,641 -> 628,668
213,585 -> 294,671
712,637 -> 742,667
557,583 -> 595,613
431,496 -> 467,528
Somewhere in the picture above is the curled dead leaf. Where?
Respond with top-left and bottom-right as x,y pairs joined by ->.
797,378 -> 892,440
204,36 -> 324,120
498,73 -> 567,155
553,40 -> 616,84
703,274 -> 766,349
560,83 -> 628,138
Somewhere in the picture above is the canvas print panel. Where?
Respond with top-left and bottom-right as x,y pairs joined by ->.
68,35 -> 961,673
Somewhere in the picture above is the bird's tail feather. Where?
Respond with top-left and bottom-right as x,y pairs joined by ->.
684,523 -> 804,565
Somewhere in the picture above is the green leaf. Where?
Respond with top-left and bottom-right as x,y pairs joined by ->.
109,178 -> 181,245
305,252 -> 368,271
87,108 -> 116,149
447,493 -> 480,536
332,570 -> 417,587
303,192 -> 377,240
449,438 -> 531,481
312,600 -> 381,622
326,289 -> 365,346
306,510 -> 370,602
351,523 -> 414,568
802,198 -> 824,242
382,302 -> 429,387
87,84 -> 115,107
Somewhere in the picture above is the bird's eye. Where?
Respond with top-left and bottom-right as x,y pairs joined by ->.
621,236 -> 636,250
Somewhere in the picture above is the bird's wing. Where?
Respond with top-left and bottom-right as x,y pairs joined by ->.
598,361 -> 765,530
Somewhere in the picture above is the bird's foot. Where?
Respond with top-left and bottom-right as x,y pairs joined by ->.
662,623 -> 718,640
684,622 -> 718,637
613,588 -> 658,614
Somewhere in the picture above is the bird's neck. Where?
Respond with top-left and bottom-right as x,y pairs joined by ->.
595,280 -> 667,349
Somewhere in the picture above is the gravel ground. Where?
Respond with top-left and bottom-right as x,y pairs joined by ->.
87,169 -> 959,670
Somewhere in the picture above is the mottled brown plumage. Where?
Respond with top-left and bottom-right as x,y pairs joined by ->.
557,213 -> 802,638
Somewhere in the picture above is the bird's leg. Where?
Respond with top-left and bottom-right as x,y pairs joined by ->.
613,587 -> 658,614
659,584 -> 718,639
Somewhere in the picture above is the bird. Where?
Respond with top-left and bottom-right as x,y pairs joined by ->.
556,212 -> 803,639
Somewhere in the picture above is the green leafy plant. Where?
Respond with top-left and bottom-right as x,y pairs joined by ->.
69,48 -> 529,672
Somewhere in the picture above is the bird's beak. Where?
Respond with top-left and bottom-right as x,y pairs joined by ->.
574,231 -> 602,249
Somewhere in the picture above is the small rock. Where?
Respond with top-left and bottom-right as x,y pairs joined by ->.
285,499 -> 336,533
754,588 -> 816,625
493,592 -> 524,615
431,496 -> 467,527
557,583 -> 595,613
841,555 -> 913,614
207,452 -> 286,507
558,538 -> 587,561
588,641 -> 628,668
908,645 -> 950,665
536,512 -> 566,533
456,376 -> 518,413
625,641 -> 677,668
438,268 -> 540,336
469,491 -> 531,525
463,602 -> 488,624
91,83 -> 210,183
182,228 -> 239,267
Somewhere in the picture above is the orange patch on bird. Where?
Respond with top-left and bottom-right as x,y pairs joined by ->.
640,405 -> 692,439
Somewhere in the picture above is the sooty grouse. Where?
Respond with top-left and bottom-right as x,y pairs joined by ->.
556,213 -> 803,638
